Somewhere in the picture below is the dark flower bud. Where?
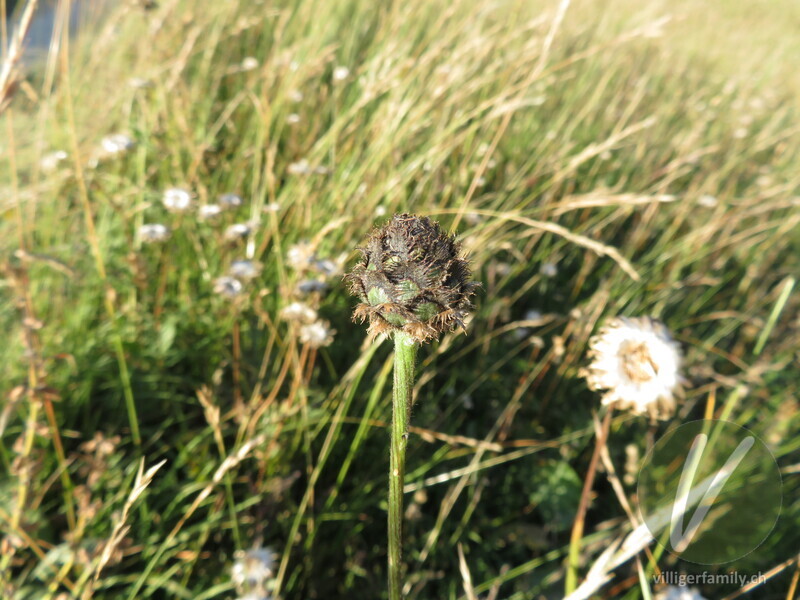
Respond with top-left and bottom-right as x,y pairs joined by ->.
346,214 -> 478,343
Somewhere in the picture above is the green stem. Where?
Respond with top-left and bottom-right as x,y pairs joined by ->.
389,332 -> 418,600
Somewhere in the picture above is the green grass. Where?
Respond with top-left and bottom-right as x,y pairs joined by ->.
1,0 -> 799,598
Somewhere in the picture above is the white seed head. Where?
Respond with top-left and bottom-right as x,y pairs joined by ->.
225,223 -> 252,241
213,276 -> 244,299
198,204 -> 223,220
139,223 -> 171,243
584,317 -> 683,419
287,159 -> 311,175
229,259 -> 262,280
128,77 -> 153,89
40,150 -> 68,173
162,188 -> 193,212
299,320 -> 335,348
523,309 -> 543,322
333,66 -> 350,81
286,113 -> 301,125
280,302 -> 317,323
288,89 -> 304,103
697,194 -> 718,208
219,193 -> 244,209
263,202 -> 281,213
231,547 -> 275,589
99,133 -> 136,157
654,585 -> 707,600
240,56 -> 260,71
286,242 -> 315,270
540,262 -> 558,277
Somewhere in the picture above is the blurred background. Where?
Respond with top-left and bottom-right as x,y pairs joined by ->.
1,0 -> 798,599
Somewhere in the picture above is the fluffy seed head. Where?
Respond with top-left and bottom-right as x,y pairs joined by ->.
225,223 -> 252,241
139,223 -> 171,243
100,133 -> 136,157
345,213 -> 478,343
219,193 -> 244,210
213,276 -> 244,299
280,302 -> 317,323
584,316 -> 683,419
40,150 -> 68,172
299,319 -> 335,348
655,586 -> 707,600
198,204 -> 223,220
162,188 -> 193,212
229,260 -> 262,280
231,547 -> 275,596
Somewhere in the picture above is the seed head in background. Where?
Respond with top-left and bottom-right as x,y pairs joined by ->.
583,316 -> 684,419
346,214 -> 479,344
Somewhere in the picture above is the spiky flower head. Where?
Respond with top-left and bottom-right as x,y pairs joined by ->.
584,317 -> 683,419
346,214 -> 478,344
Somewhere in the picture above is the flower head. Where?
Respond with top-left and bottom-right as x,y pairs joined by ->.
219,193 -> 244,210
312,257 -> 343,278
213,276 -> 244,299
40,150 -> 68,173
540,262 -> 558,277
346,213 -> 478,343
162,188 -> 193,212
584,317 -> 683,419
139,223 -> 171,243
280,302 -> 317,323
333,66 -> 350,81
655,585 -> 707,600
231,547 -> 275,594
229,259 -> 262,280
128,77 -> 153,89
299,319 -> 335,348
240,57 -> 260,72
198,204 -> 223,220
92,134 -> 136,165
100,133 -> 136,156
225,223 -> 252,241
287,159 -> 311,175
297,278 -> 329,296
286,241 -> 315,271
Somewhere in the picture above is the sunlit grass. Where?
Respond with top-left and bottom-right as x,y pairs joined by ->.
1,0 -> 798,598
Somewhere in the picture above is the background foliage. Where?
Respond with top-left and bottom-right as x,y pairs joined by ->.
1,0 -> 799,598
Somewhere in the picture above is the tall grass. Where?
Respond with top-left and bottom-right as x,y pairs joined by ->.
1,0 -> 798,598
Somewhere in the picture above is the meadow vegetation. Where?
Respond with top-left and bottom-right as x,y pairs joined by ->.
1,0 -> 799,598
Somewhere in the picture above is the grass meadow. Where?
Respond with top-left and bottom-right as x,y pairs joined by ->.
1,0 -> 799,598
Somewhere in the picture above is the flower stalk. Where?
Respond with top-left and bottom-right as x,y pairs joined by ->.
346,214 -> 477,598
388,331 -> 417,600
